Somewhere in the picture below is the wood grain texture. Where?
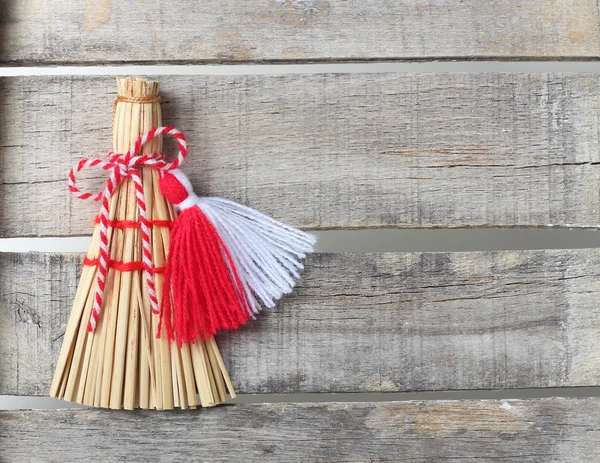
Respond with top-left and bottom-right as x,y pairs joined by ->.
2,398 -> 600,462
2,0 -> 599,63
3,249 -> 600,396
3,73 -> 600,237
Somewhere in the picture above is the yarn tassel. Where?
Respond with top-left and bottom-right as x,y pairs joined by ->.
158,169 -> 316,345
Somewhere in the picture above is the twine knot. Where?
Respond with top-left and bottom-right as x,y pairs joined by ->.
67,126 -> 188,331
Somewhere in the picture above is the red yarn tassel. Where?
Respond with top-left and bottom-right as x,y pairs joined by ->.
158,175 -> 252,346
158,168 -> 315,345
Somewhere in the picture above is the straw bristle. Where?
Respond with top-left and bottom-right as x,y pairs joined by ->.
50,77 -> 235,409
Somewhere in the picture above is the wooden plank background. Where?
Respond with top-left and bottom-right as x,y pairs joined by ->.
3,1 -> 600,462
2,398 -> 600,462
2,0 -> 599,64
3,249 -> 600,396
3,73 -> 600,237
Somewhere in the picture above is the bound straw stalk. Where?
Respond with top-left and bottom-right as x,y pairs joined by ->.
50,77 -> 234,409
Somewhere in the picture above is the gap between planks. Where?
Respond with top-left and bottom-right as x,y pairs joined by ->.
2,229 -> 600,254
6,61 -> 600,77
3,387 -> 600,411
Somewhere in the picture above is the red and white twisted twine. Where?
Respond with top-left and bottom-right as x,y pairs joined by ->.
68,126 -> 188,331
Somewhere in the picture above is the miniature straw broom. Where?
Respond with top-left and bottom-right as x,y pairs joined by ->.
50,77 -> 315,410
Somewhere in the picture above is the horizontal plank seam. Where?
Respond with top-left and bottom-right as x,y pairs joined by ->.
3,387 -> 600,408
4,56 -> 600,68
6,61 -> 600,77
4,230 -> 600,253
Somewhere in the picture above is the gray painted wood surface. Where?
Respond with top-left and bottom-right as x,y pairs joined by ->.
3,249 -> 600,396
2,398 -> 600,462
2,1 -> 599,64
3,74 -> 600,237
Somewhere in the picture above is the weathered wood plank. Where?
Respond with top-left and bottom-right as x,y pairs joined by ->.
3,73 -> 600,237
2,249 -> 600,396
2,398 -> 599,462
3,0 -> 599,64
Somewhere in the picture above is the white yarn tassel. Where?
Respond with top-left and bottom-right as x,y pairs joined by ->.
162,168 -> 316,317
197,197 -> 316,316
158,168 -> 316,343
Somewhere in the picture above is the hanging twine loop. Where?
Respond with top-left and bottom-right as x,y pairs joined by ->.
68,126 -> 188,331
112,95 -> 160,120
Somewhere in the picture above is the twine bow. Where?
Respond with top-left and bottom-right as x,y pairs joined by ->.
68,126 -> 188,331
